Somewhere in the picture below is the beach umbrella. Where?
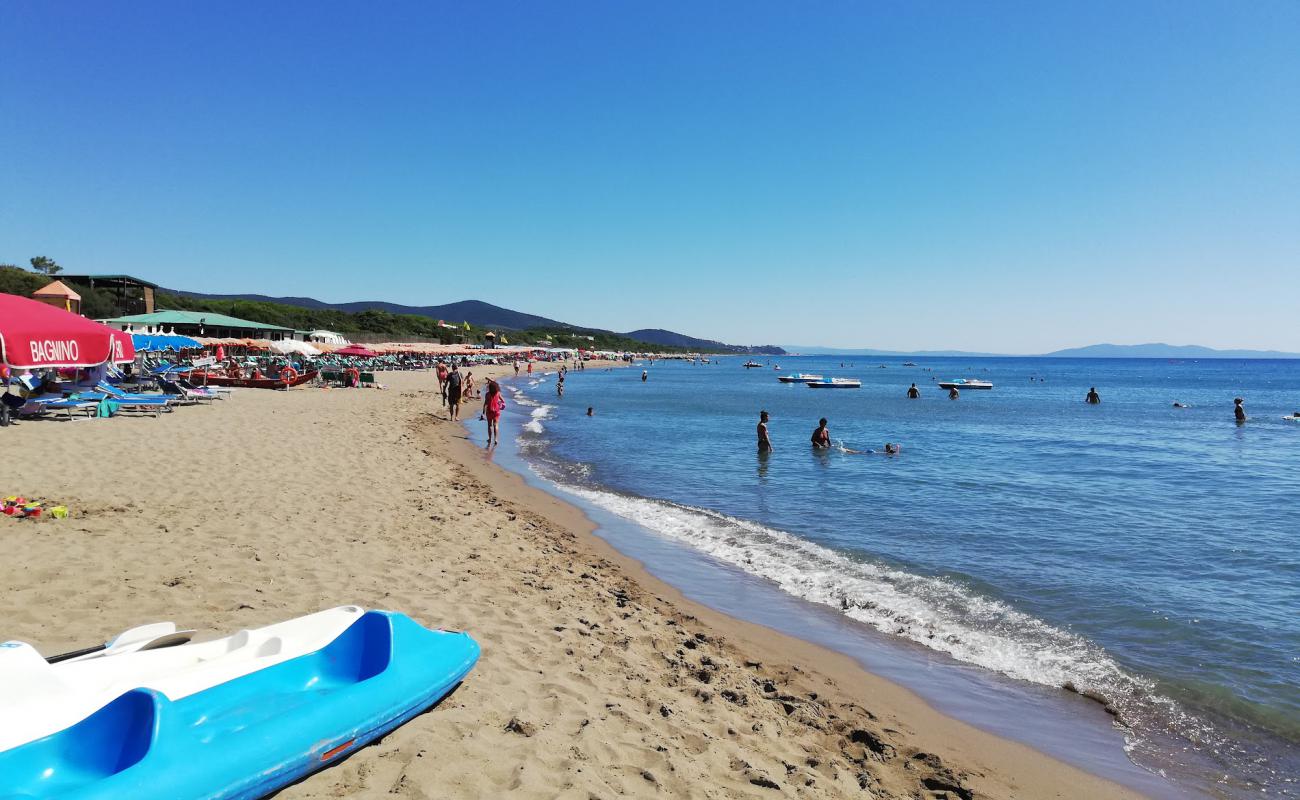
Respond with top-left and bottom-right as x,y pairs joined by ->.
0,293 -> 135,369
332,344 -> 379,358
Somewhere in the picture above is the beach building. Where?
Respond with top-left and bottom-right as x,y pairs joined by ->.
58,274 -> 157,316
32,280 -> 82,315
304,329 -> 349,345
100,310 -> 295,341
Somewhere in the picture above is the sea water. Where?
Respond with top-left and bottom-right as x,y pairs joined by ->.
500,357 -> 1299,797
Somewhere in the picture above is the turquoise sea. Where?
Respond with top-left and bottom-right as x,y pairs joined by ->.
488,356 -> 1299,798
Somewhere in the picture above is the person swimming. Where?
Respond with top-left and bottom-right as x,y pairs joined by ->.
907,383 -> 920,399
587,406 -> 594,416
1173,401 -> 1188,408
811,418 -> 831,449
1086,387 -> 1101,404
949,386 -> 960,399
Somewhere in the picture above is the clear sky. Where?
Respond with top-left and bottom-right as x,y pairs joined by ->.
2,2 -> 1297,352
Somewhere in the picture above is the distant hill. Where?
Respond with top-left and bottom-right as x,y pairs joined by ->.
628,329 -> 784,355
168,288 -> 780,353
782,342 -> 1300,358
1044,343 -> 1300,359
170,290 -> 569,331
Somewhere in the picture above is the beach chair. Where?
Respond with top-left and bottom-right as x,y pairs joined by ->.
90,384 -> 177,416
17,395 -> 99,421
360,371 -> 376,387
155,378 -> 211,405
173,376 -> 229,399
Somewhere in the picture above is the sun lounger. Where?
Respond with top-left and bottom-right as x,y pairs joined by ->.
154,378 -> 215,404
17,396 -> 99,420
87,385 -> 176,416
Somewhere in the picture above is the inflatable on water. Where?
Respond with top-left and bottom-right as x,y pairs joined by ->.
0,606 -> 479,799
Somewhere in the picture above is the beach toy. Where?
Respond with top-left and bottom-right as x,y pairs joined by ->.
49,506 -> 68,519
3,506 -> 16,516
23,507 -> 41,519
0,607 -> 479,799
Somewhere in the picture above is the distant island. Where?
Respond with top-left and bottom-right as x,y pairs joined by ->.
1041,343 -> 1300,359
783,343 -> 1300,359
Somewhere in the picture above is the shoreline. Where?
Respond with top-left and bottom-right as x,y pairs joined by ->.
1,364 -> 1148,798
438,363 -> 1148,799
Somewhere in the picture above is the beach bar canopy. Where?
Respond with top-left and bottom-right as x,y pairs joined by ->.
0,293 -> 135,369
331,344 -> 379,358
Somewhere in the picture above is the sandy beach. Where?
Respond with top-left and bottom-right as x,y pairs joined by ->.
1,364 -> 1145,799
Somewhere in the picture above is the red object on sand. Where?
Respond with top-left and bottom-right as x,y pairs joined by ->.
332,344 -> 379,358
0,293 -> 135,369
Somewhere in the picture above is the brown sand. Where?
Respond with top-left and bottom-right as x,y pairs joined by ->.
1,364 -> 1145,799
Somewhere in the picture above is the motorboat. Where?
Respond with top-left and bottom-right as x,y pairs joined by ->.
743,361 -> 763,368
807,378 -> 861,389
902,362 -> 917,366
938,379 -> 993,390
778,373 -> 824,383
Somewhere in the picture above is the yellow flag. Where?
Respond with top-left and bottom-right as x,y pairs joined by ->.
500,335 -> 508,344
462,321 -> 470,330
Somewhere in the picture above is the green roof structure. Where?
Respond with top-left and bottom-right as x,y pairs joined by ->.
100,310 -> 295,339
102,310 -> 293,331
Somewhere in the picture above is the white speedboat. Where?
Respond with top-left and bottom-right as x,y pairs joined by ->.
938,379 -> 993,390
807,378 -> 861,388
778,373 -> 824,383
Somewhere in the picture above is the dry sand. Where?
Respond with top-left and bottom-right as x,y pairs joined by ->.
1,364 -> 1146,799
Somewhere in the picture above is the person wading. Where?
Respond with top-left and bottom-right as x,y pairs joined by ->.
757,410 -> 773,453
482,379 -> 505,446
811,418 -> 832,449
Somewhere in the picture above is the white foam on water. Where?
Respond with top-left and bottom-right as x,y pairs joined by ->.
549,481 -> 1219,755
523,420 -> 545,434
531,405 -> 553,419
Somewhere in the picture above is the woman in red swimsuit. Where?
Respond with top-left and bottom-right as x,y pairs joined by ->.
482,379 -> 506,445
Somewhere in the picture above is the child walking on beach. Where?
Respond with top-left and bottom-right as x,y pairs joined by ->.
482,380 -> 505,445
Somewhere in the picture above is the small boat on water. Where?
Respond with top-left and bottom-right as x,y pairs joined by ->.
778,373 -> 824,383
0,606 -> 479,799
902,362 -> 917,366
743,361 -> 763,368
807,378 -> 861,389
938,379 -> 994,390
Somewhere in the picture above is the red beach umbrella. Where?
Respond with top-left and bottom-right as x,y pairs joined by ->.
332,344 -> 379,358
0,293 -> 136,369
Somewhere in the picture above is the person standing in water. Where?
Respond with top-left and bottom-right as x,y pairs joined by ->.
642,369 -> 648,382
811,418 -> 831,449
949,386 -> 960,400
482,379 -> 505,445
907,383 -> 920,399
1086,387 -> 1101,404
757,410 -> 773,453
1234,397 -> 1247,422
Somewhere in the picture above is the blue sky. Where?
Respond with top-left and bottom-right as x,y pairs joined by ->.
2,2 -> 1297,352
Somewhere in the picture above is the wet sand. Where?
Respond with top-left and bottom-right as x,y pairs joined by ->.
1,364 -> 1144,798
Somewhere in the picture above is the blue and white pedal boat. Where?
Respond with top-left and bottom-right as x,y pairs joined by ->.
0,606 -> 479,799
